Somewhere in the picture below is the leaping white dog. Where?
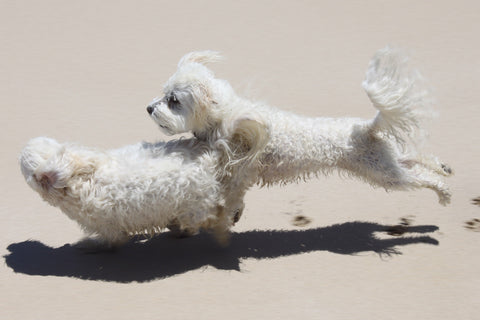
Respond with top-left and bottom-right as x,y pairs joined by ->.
147,47 -> 452,209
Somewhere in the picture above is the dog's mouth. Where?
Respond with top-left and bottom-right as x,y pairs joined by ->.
157,123 -> 175,135
148,109 -> 170,131
147,106 -> 176,134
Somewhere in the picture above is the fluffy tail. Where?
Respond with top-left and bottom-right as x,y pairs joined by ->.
363,47 -> 453,205
363,46 -> 434,148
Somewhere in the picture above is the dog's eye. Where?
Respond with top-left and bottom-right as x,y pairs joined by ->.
167,94 -> 181,110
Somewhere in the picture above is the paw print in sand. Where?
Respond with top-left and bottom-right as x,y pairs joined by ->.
466,197 -> 480,232
291,215 -> 312,227
385,216 -> 414,236
465,219 -> 480,232
472,197 -> 480,207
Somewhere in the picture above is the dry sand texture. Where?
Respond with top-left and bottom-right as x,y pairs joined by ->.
1,1 -> 479,319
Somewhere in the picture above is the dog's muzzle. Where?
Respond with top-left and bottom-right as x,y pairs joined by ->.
147,106 -> 154,115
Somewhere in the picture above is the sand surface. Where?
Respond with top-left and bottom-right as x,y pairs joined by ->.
1,1 -> 479,319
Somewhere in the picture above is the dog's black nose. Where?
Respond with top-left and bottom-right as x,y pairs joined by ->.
147,106 -> 154,115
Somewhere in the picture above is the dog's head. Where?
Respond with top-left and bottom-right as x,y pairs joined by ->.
147,51 -> 269,165
147,51 -> 232,137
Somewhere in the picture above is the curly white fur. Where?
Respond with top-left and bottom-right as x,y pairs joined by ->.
20,137 -> 256,249
147,46 -> 452,206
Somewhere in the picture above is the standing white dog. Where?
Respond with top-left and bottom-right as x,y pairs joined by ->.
147,47 -> 452,207
20,136 -> 264,249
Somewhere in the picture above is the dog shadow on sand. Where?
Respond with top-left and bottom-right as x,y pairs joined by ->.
4,221 -> 438,283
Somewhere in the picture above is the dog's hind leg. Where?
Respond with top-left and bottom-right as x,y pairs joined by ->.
417,175 -> 451,206
400,161 -> 452,205
344,127 -> 451,205
400,156 -> 453,177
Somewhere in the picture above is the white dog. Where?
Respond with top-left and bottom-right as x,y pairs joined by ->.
20,136 -> 264,249
147,47 -> 452,206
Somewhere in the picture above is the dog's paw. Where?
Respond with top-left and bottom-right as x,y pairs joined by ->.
440,163 -> 453,176
233,208 -> 243,224
438,189 -> 452,206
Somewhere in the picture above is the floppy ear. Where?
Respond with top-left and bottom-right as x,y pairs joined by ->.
228,116 -> 269,163
178,51 -> 223,67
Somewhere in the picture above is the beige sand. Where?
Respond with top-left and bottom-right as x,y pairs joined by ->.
1,1 -> 479,319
